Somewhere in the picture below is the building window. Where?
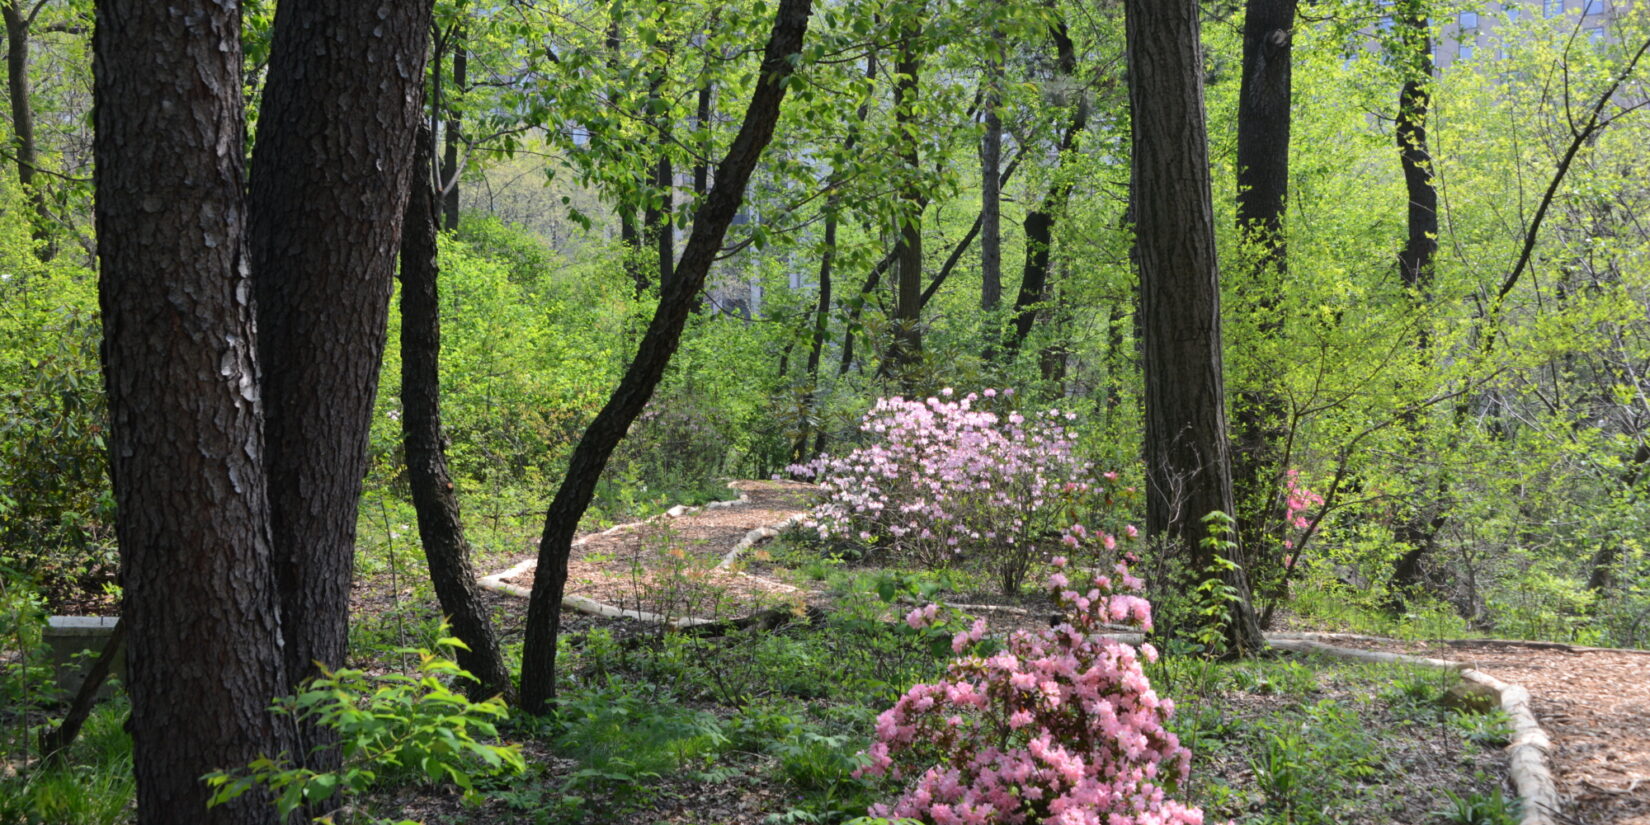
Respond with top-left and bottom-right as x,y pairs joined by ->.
1582,0 -> 1608,15
1589,27 -> 1607,45
1459,11 -> 1479,61
1545,0 -> 1564,17
1505,3 -> 1521,22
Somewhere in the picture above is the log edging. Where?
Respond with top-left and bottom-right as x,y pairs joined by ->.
1270,636 -> 1559,825
476,484 -> 808,627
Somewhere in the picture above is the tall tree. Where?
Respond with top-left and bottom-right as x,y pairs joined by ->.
440,25 -> 468,231
399,127 -> 515,703
888,8 -> 924,383
1007,19 -> 1086,357
248,0 -> 435,756
1230,0 -> 1298,614
519,0 -> 813,714
93,1 -> 288,821
3,0 -> 59,259
1386,0 -> 1442,607
1126,0 -> 1264,653
979,34 -> 1004,315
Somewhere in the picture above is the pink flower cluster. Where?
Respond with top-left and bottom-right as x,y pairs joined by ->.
790,390 -> 1097,592
858,549 -> 1212,825
1280,469 -> 1325,552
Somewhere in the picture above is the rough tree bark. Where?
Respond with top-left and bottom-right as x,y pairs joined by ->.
518,0 -> 813,715
93,1 -> 289,820
399,128 -> 516,703
1231,0 -> 1298,617
1126,0 -> 1265,654
248,0 -> 435,750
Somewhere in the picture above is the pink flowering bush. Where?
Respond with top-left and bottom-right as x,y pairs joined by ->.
790,390 -> 1107,593
857,542 -> 1212,825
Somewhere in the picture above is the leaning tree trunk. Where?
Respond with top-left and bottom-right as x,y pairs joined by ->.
1231,0 -> 1298,617
518,0 -> 813,715
400,128 -> 516,703
1126,0 -> 1265,655
248,0 -> 435,765
93,1 -> 289,820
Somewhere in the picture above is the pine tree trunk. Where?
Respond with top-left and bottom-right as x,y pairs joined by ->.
400,128 -> 516,703
93,2 -> 289,819
442,29 -> 467,231
519,0 -> 813,715
248,0 -> 435,757
1126,0 -> 1264,654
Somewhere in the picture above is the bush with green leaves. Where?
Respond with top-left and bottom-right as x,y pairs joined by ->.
205,637 -> 523,824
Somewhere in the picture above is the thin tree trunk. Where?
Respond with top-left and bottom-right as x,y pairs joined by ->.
693,80 -> 712,198
400,127 -> 515,703
1126,0 -> 1265,654
1007,21 -> 1084,357
980,50 -> 1003,313
794,51 -> 876,461
4,2 -> 53,259
518,0 -> 813,715
1387,2 -> 1441,609
1231,0 -> 1298,616
441,28 -> 467,231
657,153 -> 675,288
93,1 -> 289,818
889,16 -> 924,385
248,0 -> 435,762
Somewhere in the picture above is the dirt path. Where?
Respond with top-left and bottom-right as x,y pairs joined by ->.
1324,637 -> 1650,824
487,479 -> 818,623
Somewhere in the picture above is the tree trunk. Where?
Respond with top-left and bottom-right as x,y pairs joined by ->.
794,51 -> 876,462
248,0 -> 434,753
889,17 -> 924,385
1126,0 -> 1264,654
1007,20 -> 1084,357
657,153 -> 676,288
980,53 -> 1003,314
4,1 -> 52,259
441,28 -> 467,232
1387,2 -> 1441,609
518,0 -> 813,715
1231,0 -> 1298,615
93,2 -> 289,820
400,128 -> 516,703
693,79 -> 712,198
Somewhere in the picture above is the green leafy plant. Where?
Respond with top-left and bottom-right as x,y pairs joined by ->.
205,636 -> 523,823
1436,787 -> 1521,825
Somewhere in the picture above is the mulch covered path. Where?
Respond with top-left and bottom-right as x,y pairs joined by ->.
1324,636 -> 1650,824
488,479 -> 821,622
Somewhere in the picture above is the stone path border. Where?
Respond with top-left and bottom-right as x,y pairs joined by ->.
476,483 -> 807,627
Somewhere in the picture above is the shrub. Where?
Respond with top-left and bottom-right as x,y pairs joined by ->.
856,546 -> 1211,825
791,390 -> 1106,593
205,636 -> 523,823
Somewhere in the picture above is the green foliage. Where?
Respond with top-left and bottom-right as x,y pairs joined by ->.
205,636 -> 523,823
0,702 -> 135,825
1436,787 -> 1522,825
